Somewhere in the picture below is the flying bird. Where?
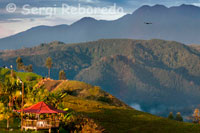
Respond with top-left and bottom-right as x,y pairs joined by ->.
144,22 -> 153,25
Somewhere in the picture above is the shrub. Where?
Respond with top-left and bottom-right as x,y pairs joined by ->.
175,112 -> 183,122
168,112 -> 174,120
61,113 -> 104,132
97,96 -> 112,104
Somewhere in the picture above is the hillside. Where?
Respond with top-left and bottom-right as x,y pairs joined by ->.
0,67 -> 41,84
36,79 -> 128,109
1,69 -> 200,132
31,77 -> 200,132
1,39 -> 200,116
190,45 -> 200,52
1,4 -> 200,49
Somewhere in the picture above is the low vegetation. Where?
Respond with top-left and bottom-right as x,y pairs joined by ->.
0,68 -> 200,132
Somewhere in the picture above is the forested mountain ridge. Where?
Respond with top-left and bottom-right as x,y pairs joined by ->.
1,39 -> 200,115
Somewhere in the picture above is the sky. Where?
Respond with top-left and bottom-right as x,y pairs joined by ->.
0,0 -> 200,38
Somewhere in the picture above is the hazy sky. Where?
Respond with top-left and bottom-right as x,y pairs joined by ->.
0,0 -> 200,38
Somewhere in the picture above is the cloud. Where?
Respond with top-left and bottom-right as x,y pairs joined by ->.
0,25 -> 15,38
78,0 -> 99,3
192,2 -> 200,7
0,5 -> 126,38
1,0 -> 200,38
131,103 -> 143,111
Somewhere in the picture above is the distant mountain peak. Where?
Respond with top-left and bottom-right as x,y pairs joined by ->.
169,4 -> 200,9
134,4 -> 168,14
140,5 -> 151,9
139,4 -> 167,9
179,4 -> 200,9
83,17 -> 95,20
79,17 -> 97,22
180,4 -> 194,7
29,25 -> 51,30
152,4 -> 168,9
71,17 -> 98,26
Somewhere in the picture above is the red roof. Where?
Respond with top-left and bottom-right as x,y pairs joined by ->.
17,101 -> 66,114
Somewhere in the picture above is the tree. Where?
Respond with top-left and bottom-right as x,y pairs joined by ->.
16,57 -> 33,72
44,92 -> 66,109
0,102 -> 13,129
59,70 -> 67,80
0,79 -> 20,110
0,79 -> 21,129
175,112 -> 183,122
4,108 -> 13,129
193,109 -> 199,123
16,57 -> 24,71
45,57 -> 52,78
25,64 -> 33,72
168,112 -> 174,120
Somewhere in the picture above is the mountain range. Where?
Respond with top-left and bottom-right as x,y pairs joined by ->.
1,39 -> 200,116
1,4 -> 200,49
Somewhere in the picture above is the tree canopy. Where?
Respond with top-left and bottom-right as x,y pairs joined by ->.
59,70 -> 67,80
45,57 -> 52,78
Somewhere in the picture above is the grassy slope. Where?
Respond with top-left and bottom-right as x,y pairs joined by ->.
39,79 -> 200,133
0,68 -> 41,82
86,109 -> 200,133
0,68 -> 42,90
1,69 -> 200,132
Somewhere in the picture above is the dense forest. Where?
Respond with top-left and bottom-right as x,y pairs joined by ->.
1,39 -> 200,115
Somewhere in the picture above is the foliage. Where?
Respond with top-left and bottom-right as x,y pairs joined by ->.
175,112 -> 183,122
51,80 -> 127,107
0,68 -> 41,110
44,91 -> 66,109
61,113 -> 104,132
24,64 -> 33,72
168,112 -> 174,120
0,102 -> 5,121
59,70 -> 67,80
193,108 -> 199,123
45,57 -> 52,78
97,96 -> 112,104
16,57 -> 33,72
16,57 -> 24,71
0,78 -> 22,110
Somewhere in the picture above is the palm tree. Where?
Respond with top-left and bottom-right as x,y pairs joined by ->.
45,57 -> 52,78
25,86 -> 49,105
0,78 -> 22,129
44,92 -> 66,109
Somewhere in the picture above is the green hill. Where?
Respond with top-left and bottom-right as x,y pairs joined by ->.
0,69 -> 200,132
39,79 -> 200,133
1,39 -> 200,115
0,68 -> 41,83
